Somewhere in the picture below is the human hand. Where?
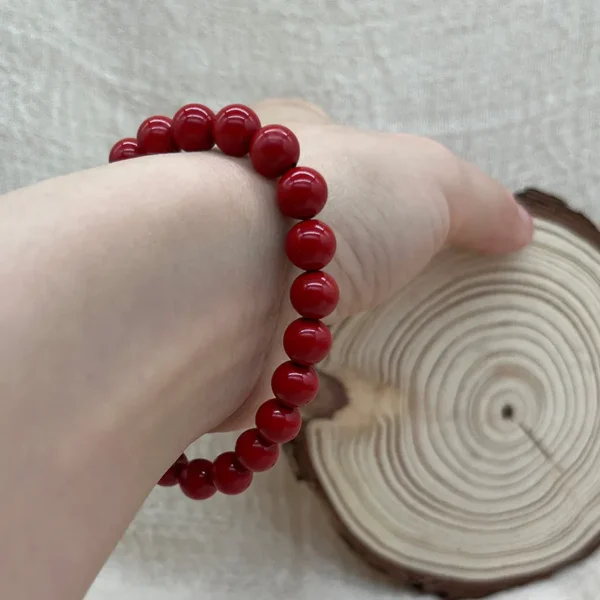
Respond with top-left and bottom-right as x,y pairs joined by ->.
217,98 -> 533,431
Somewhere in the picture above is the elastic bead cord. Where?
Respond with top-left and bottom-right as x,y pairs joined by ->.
108,104 -> 338,498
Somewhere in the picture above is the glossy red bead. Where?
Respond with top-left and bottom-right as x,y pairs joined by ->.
109,138 -> 141,163
158,453 -> 189,487
137,115 -> 178,154
277,167 -> 328,219
283,318 -> 332,366
255,399 -> 302,444
285,220 -> 336,270
250,125 -> 300,178
172,103 -> 215,151
290,271 -> 339,319
179,458 -> 216,500
235,428 -> 279,472
213,104 -> 261,157
212,451 -> 253,495
271,361 -> 319,407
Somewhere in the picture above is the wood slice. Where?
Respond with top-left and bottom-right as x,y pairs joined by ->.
286,190 -> 600,599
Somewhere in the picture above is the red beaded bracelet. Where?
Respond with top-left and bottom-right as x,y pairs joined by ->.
109,103 -> 338,499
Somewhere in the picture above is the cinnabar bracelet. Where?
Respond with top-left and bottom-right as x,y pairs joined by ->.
109,103 -> 338,499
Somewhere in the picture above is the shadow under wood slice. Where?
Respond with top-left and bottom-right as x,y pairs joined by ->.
285,190 -> 600,599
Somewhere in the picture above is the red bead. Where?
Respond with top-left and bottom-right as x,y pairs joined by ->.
255,399 -> 302,444
137,115 -> 178,154
172,103 -> 215,151
158,453 -> 189,487
285,220 -> 336,270
212,451 -> 253,495
283,318 -> 332,366
213,104 -> 261,157
271,361 -> 319,407
235,428 -> 279,472
109,138 -> 141,163
290,271 -> 339,319
277,167 -> 328,219
249,125 -> 300,178
179,458 -> 216,500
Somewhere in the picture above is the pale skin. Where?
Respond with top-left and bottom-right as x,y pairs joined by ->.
0,99 -> 533,599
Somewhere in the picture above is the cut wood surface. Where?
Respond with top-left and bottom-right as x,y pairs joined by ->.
286,190 -> 600,599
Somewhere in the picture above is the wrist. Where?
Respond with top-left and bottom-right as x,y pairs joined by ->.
1,149 -> 287,451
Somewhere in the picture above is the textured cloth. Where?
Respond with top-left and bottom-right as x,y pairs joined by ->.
2,1 -> 600,598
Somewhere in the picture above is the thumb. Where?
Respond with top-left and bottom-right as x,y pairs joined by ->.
435,153 -> 534,254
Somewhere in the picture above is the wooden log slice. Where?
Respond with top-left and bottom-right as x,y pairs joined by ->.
286,190 -> 600,599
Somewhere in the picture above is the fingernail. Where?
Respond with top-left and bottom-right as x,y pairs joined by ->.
517,203 -> 533,226
516,202 -> 534,246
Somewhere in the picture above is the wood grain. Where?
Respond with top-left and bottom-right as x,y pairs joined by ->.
286,190 -> 600,599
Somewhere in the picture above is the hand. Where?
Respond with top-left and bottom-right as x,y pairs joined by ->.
217,98 -> 533,431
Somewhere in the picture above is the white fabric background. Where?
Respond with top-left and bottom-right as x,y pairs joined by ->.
1,1 -> 600,598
